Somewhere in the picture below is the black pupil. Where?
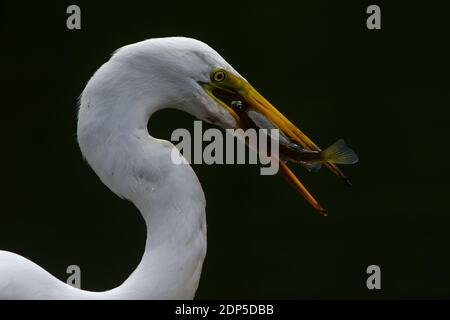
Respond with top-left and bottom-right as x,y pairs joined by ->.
215,72 -> 223,81
231,101 -> 244,111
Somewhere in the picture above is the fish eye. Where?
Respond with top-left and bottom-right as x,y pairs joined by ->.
231,100 -> 245,112
211,69 -> 226,82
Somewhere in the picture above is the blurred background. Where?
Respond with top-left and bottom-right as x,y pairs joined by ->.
1,0 -> 449,298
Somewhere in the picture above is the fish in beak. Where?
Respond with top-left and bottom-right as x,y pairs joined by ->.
201,67 -> 358,215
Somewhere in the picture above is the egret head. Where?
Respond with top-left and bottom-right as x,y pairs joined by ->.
107,37 -> 240,128
80,37 -> 348,209
109,37 -> 311,140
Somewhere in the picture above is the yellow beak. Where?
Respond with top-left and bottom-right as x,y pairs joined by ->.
204,71 -> 351,215
240,83 -> 352,185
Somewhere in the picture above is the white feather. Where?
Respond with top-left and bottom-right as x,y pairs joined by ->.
0,37 -> 242,299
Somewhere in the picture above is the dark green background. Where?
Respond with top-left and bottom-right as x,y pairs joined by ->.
1,1 -> 449,298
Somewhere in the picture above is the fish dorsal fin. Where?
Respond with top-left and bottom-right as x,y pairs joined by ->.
247,110 -> 292,144
247,110 -> 277,129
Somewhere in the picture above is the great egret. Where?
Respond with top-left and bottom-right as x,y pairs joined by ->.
0,37 -> 353,299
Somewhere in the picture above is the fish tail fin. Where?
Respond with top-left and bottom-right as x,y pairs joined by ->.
321,139 -> 359,165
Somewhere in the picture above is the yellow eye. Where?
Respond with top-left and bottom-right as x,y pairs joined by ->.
212,69 -> 226,82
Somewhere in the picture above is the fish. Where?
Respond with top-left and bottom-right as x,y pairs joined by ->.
230,100 -> 359,172
230,99 -> 358,215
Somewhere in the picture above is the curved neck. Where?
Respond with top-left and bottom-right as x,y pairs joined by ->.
77,75 -> 207,299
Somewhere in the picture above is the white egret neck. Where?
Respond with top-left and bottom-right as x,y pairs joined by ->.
0,37 -> 226,299
76,40 -> 209,299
